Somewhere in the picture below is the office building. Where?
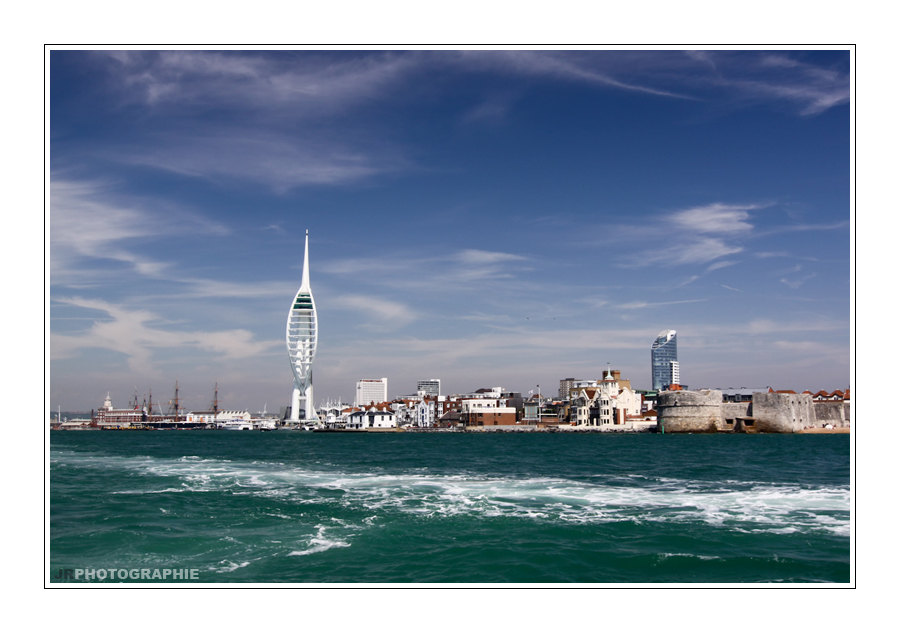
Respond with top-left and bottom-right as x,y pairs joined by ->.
417,379 -> 441,398
356,378 -> 388,407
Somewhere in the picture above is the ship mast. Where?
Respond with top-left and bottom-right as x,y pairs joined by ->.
168,380 -> 181,423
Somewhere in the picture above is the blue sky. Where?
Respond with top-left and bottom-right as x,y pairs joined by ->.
49,49 -> 851,412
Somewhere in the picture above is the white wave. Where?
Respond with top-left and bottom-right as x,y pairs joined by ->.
657,552 -> 721,561
213,560 -> 251,573
54,449 -> 850,535
287,526 -> 351,557
110,488 -> 186,495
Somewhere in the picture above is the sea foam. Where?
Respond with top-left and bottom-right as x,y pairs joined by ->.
52,449 -> 850,536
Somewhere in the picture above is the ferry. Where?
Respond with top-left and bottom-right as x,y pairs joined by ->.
220,421 -> 253,431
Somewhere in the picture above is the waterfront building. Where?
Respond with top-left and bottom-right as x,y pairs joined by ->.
286,231 -> 318,422
355,378 -> 388,407
567,380 -> 599,400
417,379 -> 441,398
94,392 -> 146,428
347,404 -> 397,429
566,368 -> 641,427
597,368 -> 619,425
185,410 -> 216,424
465,406 -> 517,427
651,329 -> 680,391
409,397 -> 437,427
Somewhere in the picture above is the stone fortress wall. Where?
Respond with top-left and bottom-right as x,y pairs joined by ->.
656,390 -> 723,433
813,401 -> 851,425
658,390 -> 850,433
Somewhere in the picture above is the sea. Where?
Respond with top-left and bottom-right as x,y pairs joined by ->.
49,431 -> 851,584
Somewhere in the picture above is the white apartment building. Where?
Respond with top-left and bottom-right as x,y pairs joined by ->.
355,378 -> 388,407
459,398 -> 514,413
347,406 -> 396,429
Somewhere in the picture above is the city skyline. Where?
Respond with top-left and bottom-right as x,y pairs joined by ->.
49,49 -> 851,411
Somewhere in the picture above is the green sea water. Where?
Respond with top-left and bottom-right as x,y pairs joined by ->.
49,431 -> 851,584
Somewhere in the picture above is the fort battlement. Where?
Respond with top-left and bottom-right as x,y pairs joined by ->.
657,390 -> 722,433
658,390 -> 849,433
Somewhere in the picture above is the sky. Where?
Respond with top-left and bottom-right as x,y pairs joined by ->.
48,48 -> 852,412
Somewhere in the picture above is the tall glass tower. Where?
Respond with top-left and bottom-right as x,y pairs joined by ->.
651,329 -> 679,390
286,231 -> 318,421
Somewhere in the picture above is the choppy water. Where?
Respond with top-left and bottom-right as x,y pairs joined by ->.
49,431 -> 851,583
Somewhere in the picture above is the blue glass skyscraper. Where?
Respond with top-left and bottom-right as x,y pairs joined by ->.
651,329 -> 679,390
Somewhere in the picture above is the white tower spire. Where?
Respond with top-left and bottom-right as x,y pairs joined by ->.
286,230 -> 318,423
300,229 -> 311,292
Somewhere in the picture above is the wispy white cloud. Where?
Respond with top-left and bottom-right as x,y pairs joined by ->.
634,236 -> 745,267
117,133 -> 404,193
106,50 -> 419,112
458,50 -> 849,116
84,51 -> 849,194
706,260 -> 737,272
172,279 -> 296,300
322,249 -> 530,288
330,294 -> 417,329
454,249 -> 527,265
50,178 -> 226,285
670,203 -> 756,234
460,93 -> 518,125
465,51 -> 697,100
51,179 -> 169,278
105,50 -> 849,118
746,318 -> 841,335
49,178 -> 307,303
51,297 -> 279,372
86,52 -> 420,191
780,274 -> 817,289
740,53 -> 850,115
624,202 -> 761,268
617,299 -> 707,310
676,51 -> 850,116
579,297 -> 610,309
